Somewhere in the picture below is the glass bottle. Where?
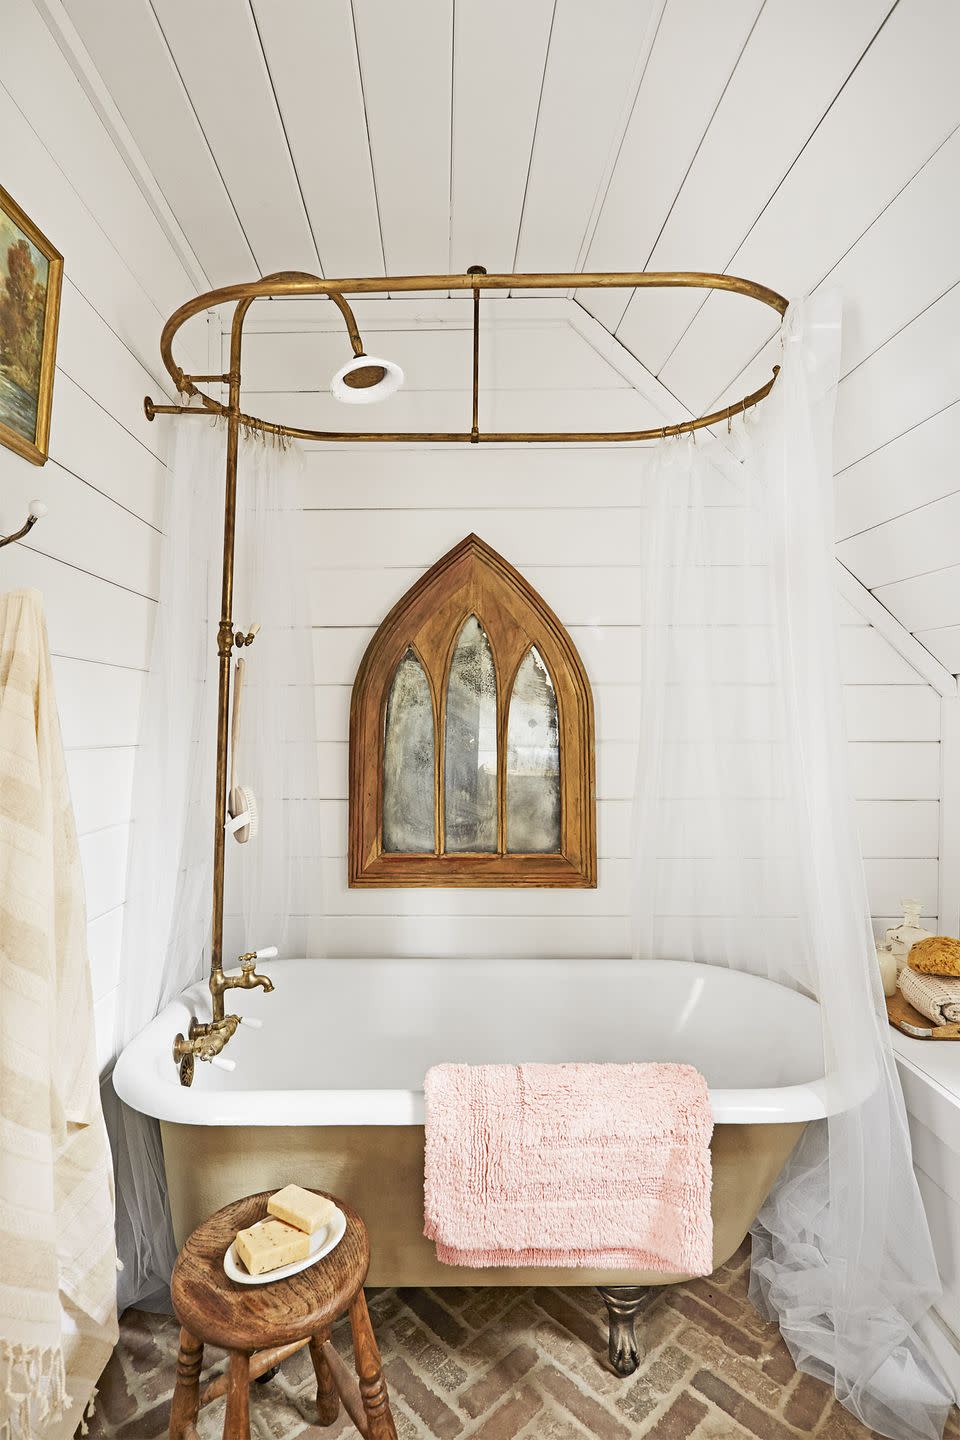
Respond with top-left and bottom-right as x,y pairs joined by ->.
884,900 -> 933,973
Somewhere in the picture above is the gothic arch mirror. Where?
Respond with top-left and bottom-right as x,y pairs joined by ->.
349,534 -> 596,887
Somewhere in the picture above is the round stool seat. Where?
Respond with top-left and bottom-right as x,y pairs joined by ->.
171,1190 -> 369,1353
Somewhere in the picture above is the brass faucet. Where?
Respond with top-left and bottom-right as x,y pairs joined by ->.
210,948 -> 276,1022
173,947 -> 276,1086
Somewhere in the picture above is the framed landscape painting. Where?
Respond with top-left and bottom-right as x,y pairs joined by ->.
0,184 -> 62,466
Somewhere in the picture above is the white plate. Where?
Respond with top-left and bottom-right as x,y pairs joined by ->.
224,1207 -> 347,1285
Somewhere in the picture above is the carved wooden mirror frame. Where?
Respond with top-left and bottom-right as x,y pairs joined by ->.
349,534 -> 596,887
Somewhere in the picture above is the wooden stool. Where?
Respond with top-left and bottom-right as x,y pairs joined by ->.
168,1189 -> 397,1440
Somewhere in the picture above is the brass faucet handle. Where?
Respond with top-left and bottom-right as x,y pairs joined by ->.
173,1028 -> 194,1064
174,1042 -> 195,1088
173,1015 -> 206,1086
237,945 -> 277,967
175,991 -> 254,1087
234,621 -> 261,648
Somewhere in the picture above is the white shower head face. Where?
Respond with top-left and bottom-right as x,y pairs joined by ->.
330,354 -> 404,404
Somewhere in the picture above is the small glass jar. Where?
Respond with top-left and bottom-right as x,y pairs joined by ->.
876,946 -> 898,998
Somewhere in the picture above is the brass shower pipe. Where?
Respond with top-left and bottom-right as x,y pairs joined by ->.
146,268 -> 788,1083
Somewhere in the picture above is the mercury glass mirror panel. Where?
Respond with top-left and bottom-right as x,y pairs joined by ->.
506,647 -> 561,854
443,616 -> 498,853
382,648 -> 435,853
350,535 -> 596,887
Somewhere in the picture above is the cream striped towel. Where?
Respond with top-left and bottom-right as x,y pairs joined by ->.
0,590 -> 118,1440
898,963 -> 960,1026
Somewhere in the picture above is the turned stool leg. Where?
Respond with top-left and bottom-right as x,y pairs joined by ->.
309,1334 -> 341,1425
223,1352 -> 251,1440
349,1291 -> 397,1440
168,1328 -> 203,1440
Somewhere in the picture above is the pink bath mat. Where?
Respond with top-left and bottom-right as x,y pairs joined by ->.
423,1062 -> 713,1274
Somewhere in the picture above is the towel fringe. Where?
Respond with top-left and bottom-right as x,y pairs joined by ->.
0,1341 -> 70,1440
78,1382 -> 99,1436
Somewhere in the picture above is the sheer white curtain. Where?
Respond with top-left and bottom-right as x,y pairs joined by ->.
227,433 -> 319,959
108,414 -> 221,1310
631,294 -> 952,1440
108,417 -> 315,1310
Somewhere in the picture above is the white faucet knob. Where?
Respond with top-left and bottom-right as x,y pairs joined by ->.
210,1055 -> 236,1073
255,946 -> 278,960
240,1016 -> 263,1029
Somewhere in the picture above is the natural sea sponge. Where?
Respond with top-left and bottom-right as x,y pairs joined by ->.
908,935 -> 960,978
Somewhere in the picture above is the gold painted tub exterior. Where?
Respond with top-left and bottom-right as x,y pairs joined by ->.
161,1118 -> 804,1288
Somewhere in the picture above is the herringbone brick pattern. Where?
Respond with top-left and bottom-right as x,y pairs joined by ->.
86,1243 -> 960,1439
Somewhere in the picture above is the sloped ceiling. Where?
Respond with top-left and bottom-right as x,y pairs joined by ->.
60,0 -> 960,674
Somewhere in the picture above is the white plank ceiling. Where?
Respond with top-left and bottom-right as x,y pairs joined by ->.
60,0 -> 960,672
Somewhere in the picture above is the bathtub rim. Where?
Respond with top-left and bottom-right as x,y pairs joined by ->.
114,956 -> 833,1128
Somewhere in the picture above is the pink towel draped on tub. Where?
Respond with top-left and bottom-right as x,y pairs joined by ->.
423,1061 -> 714,1274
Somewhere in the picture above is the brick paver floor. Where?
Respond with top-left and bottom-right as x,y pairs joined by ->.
86,1241 -> 960,1438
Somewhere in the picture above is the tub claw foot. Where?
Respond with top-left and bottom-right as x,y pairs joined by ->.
597,1286 -> 652,1377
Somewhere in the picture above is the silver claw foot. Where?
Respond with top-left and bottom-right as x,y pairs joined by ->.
597,1286 -> 652,1377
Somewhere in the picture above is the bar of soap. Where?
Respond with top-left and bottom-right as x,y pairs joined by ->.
267,1184 -> 337,1236
235,1217 -> 310,1276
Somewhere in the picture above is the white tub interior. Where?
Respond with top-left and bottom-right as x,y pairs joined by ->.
114,957 -> 828,1128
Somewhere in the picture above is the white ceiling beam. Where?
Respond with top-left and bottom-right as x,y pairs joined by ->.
565,299 -> 683,424
837,564 -> 957,699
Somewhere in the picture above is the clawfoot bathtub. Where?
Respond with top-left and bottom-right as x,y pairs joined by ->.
114,957 -> 827,1375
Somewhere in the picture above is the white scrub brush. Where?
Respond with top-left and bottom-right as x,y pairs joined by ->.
227,657 -> 258,844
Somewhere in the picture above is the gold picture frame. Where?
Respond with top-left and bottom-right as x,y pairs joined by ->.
0,184 -> 62,466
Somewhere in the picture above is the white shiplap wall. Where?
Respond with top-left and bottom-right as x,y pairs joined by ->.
226,308 -> 946,960
0,0 -> 204,1072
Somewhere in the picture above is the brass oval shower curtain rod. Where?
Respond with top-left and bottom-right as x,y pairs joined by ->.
146,267 -> 789,1081
144,269 -> 788,445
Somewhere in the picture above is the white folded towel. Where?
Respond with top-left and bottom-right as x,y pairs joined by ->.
898,964 -> 960,1025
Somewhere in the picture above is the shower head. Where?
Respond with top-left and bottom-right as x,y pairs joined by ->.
330,353 -> 404,405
